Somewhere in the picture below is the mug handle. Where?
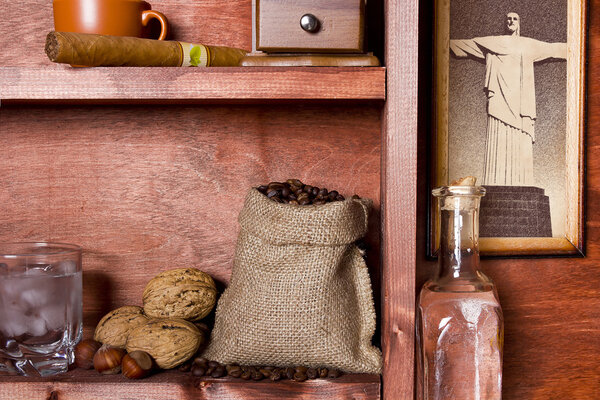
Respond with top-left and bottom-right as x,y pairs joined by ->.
141,10 -> 169,40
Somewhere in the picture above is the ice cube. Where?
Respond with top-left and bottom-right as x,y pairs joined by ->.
38,305 -> 66,331
56,261 -> 77,275
26,316 -> 47,337
20,288 -> 51,309
0,309 -> 29,337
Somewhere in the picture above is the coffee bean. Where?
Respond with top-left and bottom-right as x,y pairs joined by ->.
328,190 -> 339,200
268,182 -> 285,191
194,357 -> 209,367
313,200 -> 326,205
211,366 -> 226,378
311,187 -> 319,197
191,365 -> 206,377
178,362 -> 192,372
267,189 -> 279,198
328,369 -> 342,378
270,370 -> 282,381
295,366 -> 307,374
293,372 -> 307,382
252,371 -> 264,381
307,368 -> 318,379
208,360 -> 221,368
303,185 -> 313,194
281,187 -> 291,198
318,188 -> 328,197
289,200 -> 299,205
241,370 -> 252,380
259,368 -> 272,378
319,368 -> 328,378
285,367 -> 295,380
229,368 -> 242,378
257,185 -> 268,194
299,198 -> 311,206
336,194 -> 345,201
286,179 -> 303,188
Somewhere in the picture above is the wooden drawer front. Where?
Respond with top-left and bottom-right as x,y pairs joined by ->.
256,0 -> 364,53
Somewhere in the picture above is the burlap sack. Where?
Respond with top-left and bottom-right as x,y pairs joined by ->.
203,188 -> 382,373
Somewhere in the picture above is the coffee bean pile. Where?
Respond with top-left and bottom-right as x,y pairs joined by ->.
257,179 -> 360,205
183,357 -> 343,382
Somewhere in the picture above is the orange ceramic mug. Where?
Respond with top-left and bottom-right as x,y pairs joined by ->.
53,0 -> 169,40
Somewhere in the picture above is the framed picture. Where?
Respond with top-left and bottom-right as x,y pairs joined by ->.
431,0 -> 587,256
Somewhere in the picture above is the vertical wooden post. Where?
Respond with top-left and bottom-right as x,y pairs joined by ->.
381,0 -> 419,398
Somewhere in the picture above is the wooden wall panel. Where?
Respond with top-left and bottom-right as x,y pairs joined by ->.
416,1 -> 600,398
0,104 -> 381,338
0,0 -> 252,66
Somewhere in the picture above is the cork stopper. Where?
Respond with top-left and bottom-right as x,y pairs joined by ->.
450,176 -> 477,186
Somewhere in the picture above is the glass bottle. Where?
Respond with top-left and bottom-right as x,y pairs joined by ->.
417,185 -> 503,400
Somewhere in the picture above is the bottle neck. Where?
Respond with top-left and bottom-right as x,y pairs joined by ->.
437,194 -> 482,282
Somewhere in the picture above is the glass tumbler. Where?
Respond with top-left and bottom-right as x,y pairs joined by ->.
0,242 -> 83,376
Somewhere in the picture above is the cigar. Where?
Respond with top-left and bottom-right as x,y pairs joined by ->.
45,31 -> 248,67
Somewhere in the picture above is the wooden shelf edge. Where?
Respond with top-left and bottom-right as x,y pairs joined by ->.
0,66 -> 386,103
0,369 -> 380,400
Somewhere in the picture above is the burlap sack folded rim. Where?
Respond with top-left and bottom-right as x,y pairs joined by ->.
239,188 -> 373,246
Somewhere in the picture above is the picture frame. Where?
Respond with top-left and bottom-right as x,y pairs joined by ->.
431,0 -> 587,256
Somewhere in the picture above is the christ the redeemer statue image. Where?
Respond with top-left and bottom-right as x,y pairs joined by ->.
450,12 -> 567,186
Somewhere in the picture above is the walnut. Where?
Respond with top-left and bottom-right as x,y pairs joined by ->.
142,268 -> 217,321
125,318 -> 203,369
94,306 -> 149,348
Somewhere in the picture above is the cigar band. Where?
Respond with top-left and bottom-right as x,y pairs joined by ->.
179,42 -> 210,67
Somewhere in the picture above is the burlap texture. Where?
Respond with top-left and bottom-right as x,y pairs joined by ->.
203,189 -> 382,373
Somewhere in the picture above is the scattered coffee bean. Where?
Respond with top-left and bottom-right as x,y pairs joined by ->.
252,371 -> 264,381
285,367 -> 295,380
270,369 -> 282,381
191,365 -> 206,377
211,366 -> 226,378
189,358 -> 344,382
328,369 -> 343,378
306,368 -> 318,379
241,370 -> 252,380
194,357 -> 208,367
295,366 -> 308,374
178,362 -> 192,372
293,371 -> 308,382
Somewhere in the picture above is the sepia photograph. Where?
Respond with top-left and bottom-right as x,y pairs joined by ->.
432,0 -> 586,255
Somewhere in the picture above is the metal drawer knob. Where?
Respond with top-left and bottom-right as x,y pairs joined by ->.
300,14 -> 320,33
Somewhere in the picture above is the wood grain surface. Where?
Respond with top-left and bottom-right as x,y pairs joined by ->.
0,0 -> 252,66
0,67 -> 386,102
256,0 -> 364,53
0,104 -> 381,340
416,2 -> 600,399
381,0 -> 419,399
0,369 -> 380,400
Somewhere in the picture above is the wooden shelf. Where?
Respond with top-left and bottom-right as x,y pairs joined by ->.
0,369 -> 380,400
0,66 -> 386,103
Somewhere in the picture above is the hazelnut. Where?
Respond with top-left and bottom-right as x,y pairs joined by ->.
122,350 -> 153,379
74,339 -> 102,369
93,344 -> 126,374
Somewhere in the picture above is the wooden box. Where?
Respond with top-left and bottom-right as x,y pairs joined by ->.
256,0 -> 365,53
